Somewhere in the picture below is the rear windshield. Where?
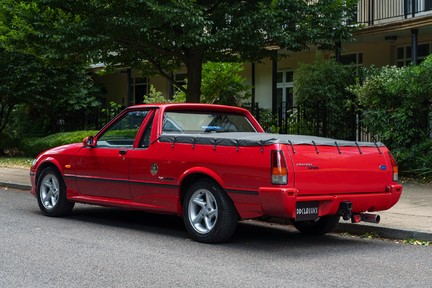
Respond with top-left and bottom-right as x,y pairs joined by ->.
162,111 -> 256,134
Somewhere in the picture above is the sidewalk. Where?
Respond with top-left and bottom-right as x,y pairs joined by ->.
1,167 -> 431,241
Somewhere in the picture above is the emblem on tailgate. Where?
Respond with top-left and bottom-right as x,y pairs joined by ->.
296,163 -> 319,170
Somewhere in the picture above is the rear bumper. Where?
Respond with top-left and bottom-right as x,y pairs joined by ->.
258,184 -> 403,219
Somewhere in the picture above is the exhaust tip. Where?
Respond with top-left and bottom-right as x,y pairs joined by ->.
361,213 -> 380,224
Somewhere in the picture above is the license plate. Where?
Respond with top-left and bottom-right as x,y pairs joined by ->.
295,201 -> 319,221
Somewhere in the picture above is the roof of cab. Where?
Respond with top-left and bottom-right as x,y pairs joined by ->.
126,103 -> 249,113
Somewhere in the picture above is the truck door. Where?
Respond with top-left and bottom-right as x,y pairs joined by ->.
73,110 -> 151,200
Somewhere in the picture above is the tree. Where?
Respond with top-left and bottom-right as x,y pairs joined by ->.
170,61 -> 251,105
294,54 -> 357,139
0,48 -> 97,139
200,62 -> 251,105
0,0 -> 357,103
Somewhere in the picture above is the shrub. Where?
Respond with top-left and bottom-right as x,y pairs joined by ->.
294,55 -> 357,140
21,130 -> 98,157
350,55 -> 432,176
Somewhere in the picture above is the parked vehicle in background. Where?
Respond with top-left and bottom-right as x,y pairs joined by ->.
30,104 -> 402,243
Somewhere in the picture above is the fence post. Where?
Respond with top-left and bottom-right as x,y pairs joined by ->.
255,102 -> 260,123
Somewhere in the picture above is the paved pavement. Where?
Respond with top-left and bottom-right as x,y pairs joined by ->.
1,167 -> 431,241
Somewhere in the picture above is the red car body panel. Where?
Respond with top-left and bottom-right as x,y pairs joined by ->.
30,103 -> 402,222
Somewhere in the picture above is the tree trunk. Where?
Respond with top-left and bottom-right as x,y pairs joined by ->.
184,49 -> 204,103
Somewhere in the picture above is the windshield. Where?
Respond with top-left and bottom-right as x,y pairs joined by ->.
162,111 -> 256,134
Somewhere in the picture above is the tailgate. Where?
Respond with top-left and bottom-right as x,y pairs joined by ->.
290,144 -> 392,195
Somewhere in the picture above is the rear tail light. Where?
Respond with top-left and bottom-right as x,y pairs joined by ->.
388,152 -> 398,182
271,150 -> 288,185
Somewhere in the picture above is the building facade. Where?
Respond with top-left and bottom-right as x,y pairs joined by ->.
94,0 -> 432,114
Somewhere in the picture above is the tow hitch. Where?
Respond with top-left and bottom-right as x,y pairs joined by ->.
338,201 -> 352,221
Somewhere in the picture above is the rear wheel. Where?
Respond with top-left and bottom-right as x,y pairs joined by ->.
293,215 -> 340,235
183,179 -> 238,243
37,167 -> 74,217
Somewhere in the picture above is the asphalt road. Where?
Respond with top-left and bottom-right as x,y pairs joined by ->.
1,188 -> 431,288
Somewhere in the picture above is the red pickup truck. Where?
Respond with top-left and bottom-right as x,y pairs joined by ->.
30,103 -> 402,243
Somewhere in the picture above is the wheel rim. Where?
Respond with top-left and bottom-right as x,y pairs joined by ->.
188,189 -> 218,234
40,174 -> 60,210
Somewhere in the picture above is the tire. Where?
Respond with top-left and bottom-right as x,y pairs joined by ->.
36,167 -> 74,217
293,215 -> 341,236
183,179 -> 238,243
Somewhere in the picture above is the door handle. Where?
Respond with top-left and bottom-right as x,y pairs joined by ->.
119,150 -> 127,155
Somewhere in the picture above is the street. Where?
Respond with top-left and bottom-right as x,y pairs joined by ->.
1,188 -> 431,288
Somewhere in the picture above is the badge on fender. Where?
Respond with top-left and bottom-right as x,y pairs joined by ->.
150,163 -> 158,176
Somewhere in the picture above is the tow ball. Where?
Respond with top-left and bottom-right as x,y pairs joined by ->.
338,201 -> 353,221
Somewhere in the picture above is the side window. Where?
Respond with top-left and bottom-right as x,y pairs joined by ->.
162,111 -> 256,134
97,110 -> 149,148
138,115 -> 154,148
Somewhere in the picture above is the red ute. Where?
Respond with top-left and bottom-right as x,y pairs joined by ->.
30,104 -> 402,243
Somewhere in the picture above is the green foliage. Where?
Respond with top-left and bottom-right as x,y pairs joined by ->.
20,130 -> 98,157
143,61 -> 250,106
200,62 -> 251,106
172,62 -> 251,105
252,107 -> 285,134
396,140 -> 432,178
101,101 -> 124,120
350,55 -> 432,176
0,0 -> 357,103
142,85 -> 185,104
403,238 -> 431,246
0,48 -> 99,138
143,86 -> 169,104
294,55 -> 357,139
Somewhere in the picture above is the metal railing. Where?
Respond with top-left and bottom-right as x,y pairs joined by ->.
355,0 -> 432,26
250,101 -> 432,142
251,103 -> 364,141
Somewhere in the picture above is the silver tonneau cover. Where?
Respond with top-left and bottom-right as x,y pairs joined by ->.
159,132 -> 384,148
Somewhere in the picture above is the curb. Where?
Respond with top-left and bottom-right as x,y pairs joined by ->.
335,223 -> 432,242
261,217 -> 432,242
0,182 -> 31,191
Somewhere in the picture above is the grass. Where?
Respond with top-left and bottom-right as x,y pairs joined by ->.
0,157 -> 33,169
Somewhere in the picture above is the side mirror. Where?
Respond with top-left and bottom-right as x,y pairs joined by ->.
83,136 -> 96,148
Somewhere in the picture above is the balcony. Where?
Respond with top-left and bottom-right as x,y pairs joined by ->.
356,0 -> 432,26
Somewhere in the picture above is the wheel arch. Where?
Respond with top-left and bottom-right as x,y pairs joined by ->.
35,159 -> 63,189
178,168 -> 226,208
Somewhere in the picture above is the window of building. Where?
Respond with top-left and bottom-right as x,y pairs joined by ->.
396,43 -> 431,67
133,77 -> 149,104
277,71 -> 294,116
340,52 -> 363,69
172,73 -> 187,94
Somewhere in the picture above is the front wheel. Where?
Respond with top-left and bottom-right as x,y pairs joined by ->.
37,167 -> 74,217
183,179 -> 238,243
293,215 -> 340,235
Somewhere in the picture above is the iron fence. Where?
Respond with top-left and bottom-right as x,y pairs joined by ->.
250,101 -> 432,142
251,103 -> 374,142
